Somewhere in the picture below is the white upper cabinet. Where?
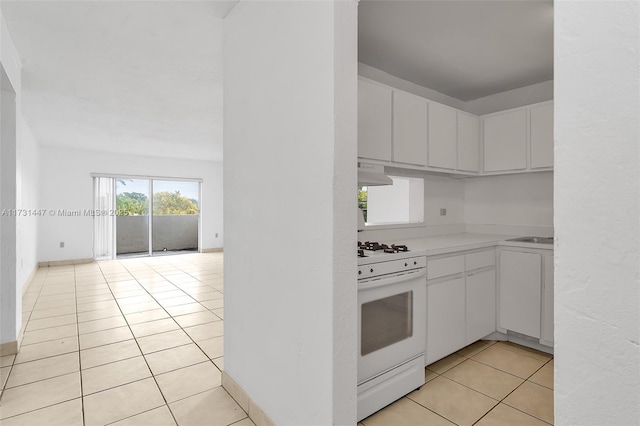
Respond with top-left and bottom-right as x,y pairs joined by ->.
530,103 -> 554,169
428,102 -> 458,170
457,113 -> 480,173
393,91 -> 428,166
357,77 -> 553,176
358,79 -> 392,161
483,109 -> 528,172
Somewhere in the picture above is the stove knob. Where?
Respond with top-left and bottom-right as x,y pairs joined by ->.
414,261 -> 417,265
370,268 -> 374,273
358,270 -> 362,275
404,262 -> 408,267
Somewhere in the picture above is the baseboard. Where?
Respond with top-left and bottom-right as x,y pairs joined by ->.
222,372 -> 275,426
0,340 -> 18,356
21,265 -> 39,295
507,331 -> 554,355
38,258 -> 94,267
202,247 -> 224,253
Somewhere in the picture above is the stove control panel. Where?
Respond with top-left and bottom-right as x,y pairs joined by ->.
357,256 -> 427,281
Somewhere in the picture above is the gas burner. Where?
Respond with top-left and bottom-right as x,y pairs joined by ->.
358,249 -> 367,258
361,241 -> 387,251
358,241 -> 410,254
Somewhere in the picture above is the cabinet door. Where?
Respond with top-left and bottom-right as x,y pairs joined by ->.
428,103 -> 457,170
530,104 -> 554,169
466,269 -> 496,344
358,79 -> 392,161
393,91 -> 428,166
483,110 -> 527,172
457,113 -> 480,172
499,250 -> 542,338
426,278 -> 466,364
541,253 -> 554,345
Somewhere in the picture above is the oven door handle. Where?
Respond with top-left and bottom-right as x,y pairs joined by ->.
358,268 -> 426,290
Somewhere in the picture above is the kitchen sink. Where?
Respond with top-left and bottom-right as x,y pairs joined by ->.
507,236 -> 554,244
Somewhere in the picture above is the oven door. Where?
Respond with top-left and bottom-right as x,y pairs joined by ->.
358,268 -> 427,384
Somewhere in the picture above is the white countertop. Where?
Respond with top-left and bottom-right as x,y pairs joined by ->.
398,233 -> 554,256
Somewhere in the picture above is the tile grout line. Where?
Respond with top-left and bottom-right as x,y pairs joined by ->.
117,259 -> 235,421
117,262 -> 226,375
73,264 -> 87,426
0,265 -> 52,402
0,267 -> 83,422
1,257 -> 223,424
419,342 -> 553,426
469,354 -> 554,425
461,346 -> 552,383
96,261 -> 180,426
103,257 -> 225,421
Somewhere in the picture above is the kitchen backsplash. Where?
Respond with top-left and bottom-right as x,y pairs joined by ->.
360,171 -> 554,241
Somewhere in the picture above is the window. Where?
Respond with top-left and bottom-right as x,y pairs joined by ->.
358,175 -> 424,226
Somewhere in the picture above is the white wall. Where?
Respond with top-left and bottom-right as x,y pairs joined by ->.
425,174 -> 465,226
361,171 -> 554,242
37,146 -> 223,262
359,63 -> 553,116
223,1 -> 357,424
466,80 -> 554,116
359,62 -> 466,111
465,172 -> 554,236
555,2 -> 640,424
360,173 -> 466,242
16,118 -> 38,290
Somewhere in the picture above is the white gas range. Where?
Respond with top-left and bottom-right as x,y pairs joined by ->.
356,241 -> 427,421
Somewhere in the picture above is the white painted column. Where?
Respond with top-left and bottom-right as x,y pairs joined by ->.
223,1 -> 357,424
555,1 -> 640,424
1,87 -> 18,351
1,11 -> 22,353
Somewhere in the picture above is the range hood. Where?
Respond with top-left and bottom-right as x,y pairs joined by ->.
358,162 -> 393,186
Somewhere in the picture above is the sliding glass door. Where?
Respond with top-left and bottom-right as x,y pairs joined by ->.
115,178 -> 150,258
93,176 -> 201,260
151,180 -> 200,256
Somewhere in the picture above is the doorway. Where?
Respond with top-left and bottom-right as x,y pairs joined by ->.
93,175 -> 201,260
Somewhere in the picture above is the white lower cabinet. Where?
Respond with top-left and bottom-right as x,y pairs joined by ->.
466,269 -> 496,344
540,252 -> 554,346
426,277 -> 466,364
498,250 -> 542,339
426,249 -> 496,365
498,248 -> 554,346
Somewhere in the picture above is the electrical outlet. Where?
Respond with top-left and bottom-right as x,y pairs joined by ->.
440,208 -> 447,216
215,233 -> 219,238
60,242 -> 65,248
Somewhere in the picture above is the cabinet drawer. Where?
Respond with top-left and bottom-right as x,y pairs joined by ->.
427,255 -> 464,280
465,250 -> 495,271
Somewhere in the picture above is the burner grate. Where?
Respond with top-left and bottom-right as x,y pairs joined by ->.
357,241 -> 410,254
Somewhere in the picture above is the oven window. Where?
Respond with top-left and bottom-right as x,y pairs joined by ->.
361,291 -> 413,356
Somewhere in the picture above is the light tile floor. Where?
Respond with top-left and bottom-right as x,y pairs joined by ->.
361,340 -> 554,426
1,253 -> 554,425
0,253 -> 248,426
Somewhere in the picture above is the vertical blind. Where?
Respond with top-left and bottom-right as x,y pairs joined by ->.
93,177 -> 115,260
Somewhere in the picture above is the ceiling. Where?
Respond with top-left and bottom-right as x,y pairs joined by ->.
2,1 -> 552,161
359,0 -> 554,101
1,1 -> 236,161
